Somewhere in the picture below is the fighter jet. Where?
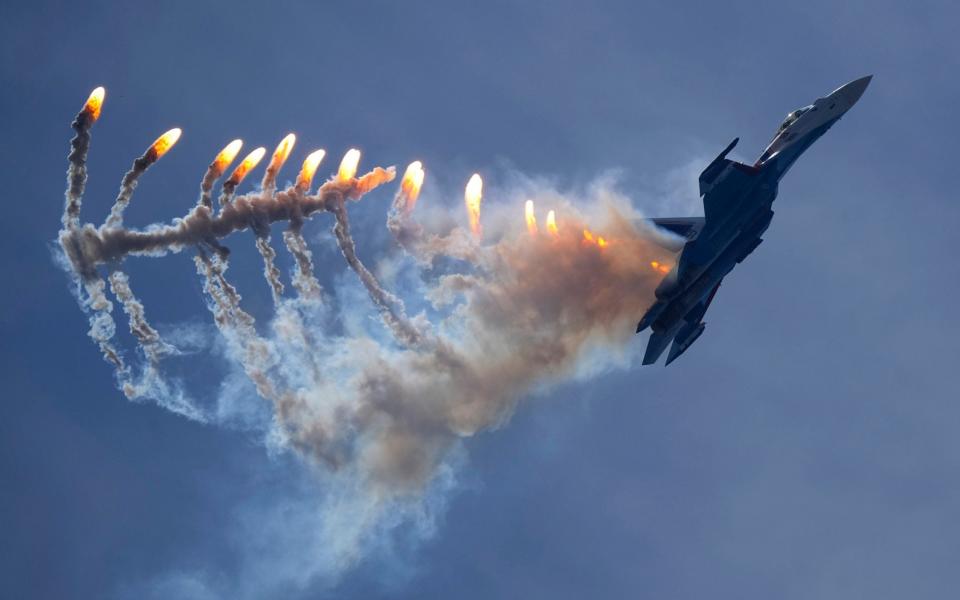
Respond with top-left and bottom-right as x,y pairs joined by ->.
637,76 -> 872,365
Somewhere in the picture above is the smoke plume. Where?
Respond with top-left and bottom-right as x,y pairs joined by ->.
55,88 -> 677,587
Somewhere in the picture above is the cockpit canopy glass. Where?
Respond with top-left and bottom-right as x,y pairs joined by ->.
777,106 -> 810,133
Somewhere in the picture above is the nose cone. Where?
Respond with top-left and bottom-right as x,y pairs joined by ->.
832,75 -> 872,111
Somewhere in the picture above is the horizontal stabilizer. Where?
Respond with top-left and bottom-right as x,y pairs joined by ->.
665,322 -> 706,365
642,323 -> 681,365
683,280 -> 722,326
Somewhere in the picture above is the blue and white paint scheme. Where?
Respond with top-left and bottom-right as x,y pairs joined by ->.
638,76 -> 872,365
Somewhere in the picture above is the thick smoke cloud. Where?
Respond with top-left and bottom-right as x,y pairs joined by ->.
55,91 -> 678,587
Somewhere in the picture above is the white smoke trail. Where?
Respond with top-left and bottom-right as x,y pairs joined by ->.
108,270 -> 171,364
80,275 -> 124,371
105,128 -> 181,228
55,89 -> 680,591
255,235 -> 286,302
330,199 -> 426,348
282,227 -> 323,301
194,252 -> 282,404
107,269 -> 198,416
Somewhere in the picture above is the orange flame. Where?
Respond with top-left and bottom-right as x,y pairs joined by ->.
212,139 -> 243,175
650,261 -> 671,274
83,86 -> 105,122
465,173 -> 483,237
583,229 -> 609,249
355,166 -> 396,195
226,146 -> 266,186
149,128 -> 182,159
401,161 -> 425,210
296,149 -> 326,191
338,148 -> 361,182
546,210 -> 558,236
524,200 -> 538,235
267,133 -> 296,172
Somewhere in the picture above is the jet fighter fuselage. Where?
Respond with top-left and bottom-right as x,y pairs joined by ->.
637,76 -> 872,365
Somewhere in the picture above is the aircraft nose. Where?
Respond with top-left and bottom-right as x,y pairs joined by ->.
835,75 -> 872,109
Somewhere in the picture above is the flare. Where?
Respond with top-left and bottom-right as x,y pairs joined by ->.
297,149 -> 326,191
465,173 -> 483,237
338,148 -> 361,182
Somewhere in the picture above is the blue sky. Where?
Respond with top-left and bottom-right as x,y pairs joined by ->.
2,1 -> 959,598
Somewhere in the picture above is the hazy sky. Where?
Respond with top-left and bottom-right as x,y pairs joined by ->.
2,1 -> 959,598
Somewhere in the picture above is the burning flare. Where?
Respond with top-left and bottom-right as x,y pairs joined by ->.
546,209 -> 559,236
650,261 -> 671,274
400,161 -> 425,212
212,139 -> 244,176
297,149 -> 326,191
57,85 -> 690,585
226,146 -> 267,187
524,200 -> 538,235
83,86 -> 105,122
149,128 -> 182,160
338,148 -> 361,182
262,133 -> 296,190
268,133 -> 296,172
583,229 -> 609,249
465,173 -> 483,237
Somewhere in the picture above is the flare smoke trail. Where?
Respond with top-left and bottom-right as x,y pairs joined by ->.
55,87 -> 677,584
282,227 -> 322,300
81,275 -> 124,369
330,200 -> 425,348
252,136 -> 301,304
63,87 -> 103,229
105,128 -> 182,228
282,149 -> 328,302
193,252 -> 281,404
255,236 -> 285,302
107,270 -> 169,364
199,139 -> 243,209
387,161 -> 426,256
61,88 -> 127,384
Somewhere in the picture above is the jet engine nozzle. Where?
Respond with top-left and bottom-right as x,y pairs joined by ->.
654,270 -> 680,300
